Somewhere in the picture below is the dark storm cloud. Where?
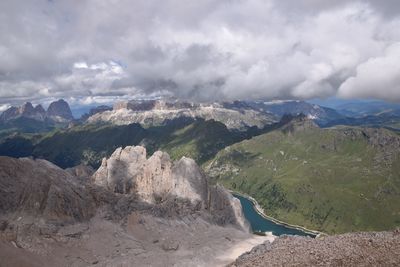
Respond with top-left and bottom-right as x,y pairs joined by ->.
1,0 -> 400,106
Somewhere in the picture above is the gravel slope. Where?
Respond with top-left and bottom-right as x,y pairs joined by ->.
230,230 -> 400,266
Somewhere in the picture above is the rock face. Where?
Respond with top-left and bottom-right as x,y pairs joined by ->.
0,106 -> 19,121
0,99 -> 73,123
0,157 -> 95,222
80,105 -> 113,121
88,99 -> 274,130
0,149 -> 251,266
230,230 -> 400,267
280,113 -> 319,133
92,146 -> 208,204
0,102 -> 46,122
46,99 -> 73,121
92,145 -> 247,229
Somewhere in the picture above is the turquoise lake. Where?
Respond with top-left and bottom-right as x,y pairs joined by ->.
234,194 -> 316,237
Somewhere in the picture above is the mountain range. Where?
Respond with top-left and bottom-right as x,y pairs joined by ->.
1,98 -> 400,265
1,99 -> 73,123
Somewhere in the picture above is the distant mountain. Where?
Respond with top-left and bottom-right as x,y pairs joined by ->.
207,115 -> 400,234
336,101 -> 400,117
80,105 -> 112,121
0,99 -> 74,123
0,102 -> 46,122
0,99 -> 74,135
86,99 -> 276,130
46,99 -> 74,122
324,113 -> 400,131
84,99 -> 347,130
238,100 -> 345,126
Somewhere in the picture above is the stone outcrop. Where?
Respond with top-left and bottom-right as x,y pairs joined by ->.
0,99 -> 73,123
92,145 -> 247,229
0,102 -> 46,122
46,99 -> 73,121
280,113 -> 319,134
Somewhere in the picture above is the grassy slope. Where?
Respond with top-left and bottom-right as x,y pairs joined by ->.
157,119 -> 244,164
0,119 -> 248,169
32,123 -> 148,168
207,125 -> 400,234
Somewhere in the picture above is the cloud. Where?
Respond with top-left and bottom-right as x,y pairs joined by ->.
338,43 -> 400,101
0,104 -> 11,112
0,0 -> 400,105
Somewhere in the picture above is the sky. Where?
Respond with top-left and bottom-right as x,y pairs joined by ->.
1,0 -> 400,110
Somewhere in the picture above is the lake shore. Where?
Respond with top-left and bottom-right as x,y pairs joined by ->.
230,190 -> 324,237
215,234 -> 275,266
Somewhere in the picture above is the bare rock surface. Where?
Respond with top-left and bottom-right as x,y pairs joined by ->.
0,156 -> 96,223
87,99 -> 274,130
46,99 -> 74,121
0,148 -> 252,266
92,145 -> 248,230
0,99 -> 74,122
0,212 -> 266,267
65,164 -> 95,181
230,230 -> 400,267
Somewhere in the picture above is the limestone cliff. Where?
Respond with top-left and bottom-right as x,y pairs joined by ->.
87,99 -> 274,130
92,145 -> 248,229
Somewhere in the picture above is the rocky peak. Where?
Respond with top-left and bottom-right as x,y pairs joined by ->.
0,102 -> 47,122
92,146 -> 206,205
34,104 -> 46,114
92,146 -> 248,229
280,113 -> 318,134
0,106 -> 18,121
46,99 -> 73,121
19,102 -> 35,114
0,100 -> 74,123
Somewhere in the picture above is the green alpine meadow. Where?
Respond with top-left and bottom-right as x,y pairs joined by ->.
207,115 -> 400,234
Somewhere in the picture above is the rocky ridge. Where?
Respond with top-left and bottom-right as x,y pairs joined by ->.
0,99 -> 73,123
87,99 -> 275,130
92,145 -> 248,230
46,99 -> 74,121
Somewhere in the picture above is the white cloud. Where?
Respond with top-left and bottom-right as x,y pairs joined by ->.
0,104 -> 11,112
338,43 -> 400,101
0,0 -> 400,105
73,62 -> 89,69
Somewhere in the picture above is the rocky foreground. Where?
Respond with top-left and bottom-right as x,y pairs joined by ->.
0,146 -> 268,267
230,230 -> 400,266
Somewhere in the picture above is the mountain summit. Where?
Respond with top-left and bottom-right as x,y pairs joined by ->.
0,99 -> 73,123
46,99 -> 73,121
